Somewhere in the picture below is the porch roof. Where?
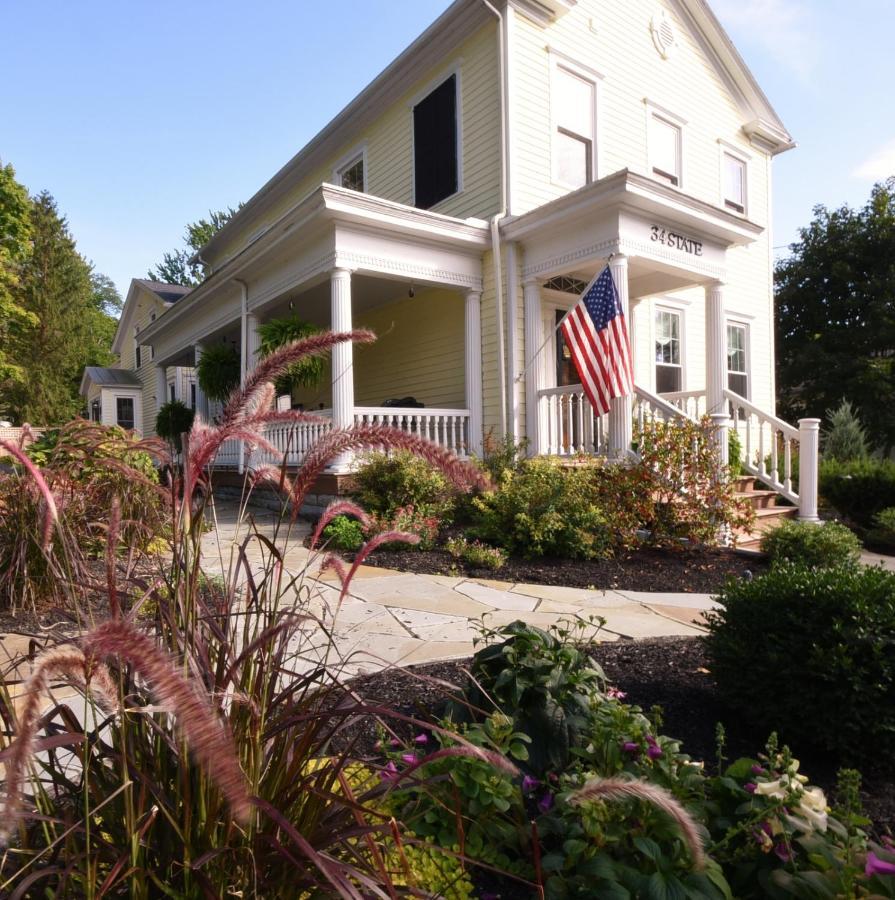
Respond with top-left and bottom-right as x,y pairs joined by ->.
136,183 -> 489,348
79,367 -> 142,396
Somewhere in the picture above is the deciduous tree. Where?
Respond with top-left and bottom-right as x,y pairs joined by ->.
147,208 -> 240,286
775,178 -> 895,454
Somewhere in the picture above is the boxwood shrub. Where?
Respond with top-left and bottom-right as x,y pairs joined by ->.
759,519 -> 862,568
819,458 -> 895,528
707,563 -> 895,761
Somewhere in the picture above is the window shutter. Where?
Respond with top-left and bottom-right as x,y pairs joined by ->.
413,75 -> 458,209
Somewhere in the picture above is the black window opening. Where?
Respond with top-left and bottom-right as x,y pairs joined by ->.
90,399 -> 101,422
413,75 -> 459,210
190,383 -> 197,410
116,397 -> 135,431
169,383 -> 176,403
135,345 -> 142,368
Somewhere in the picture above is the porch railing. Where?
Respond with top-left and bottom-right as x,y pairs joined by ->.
537,384 -> 608,456
210,405 -> 471,469
658,389 -> 707,419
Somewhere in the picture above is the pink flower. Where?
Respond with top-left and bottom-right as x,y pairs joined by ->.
401,753 -> 417,765
522,775 -> 540,793
414,733 -> 429,744
606,687 -> 627,700
622,741 -> 640,754
380,761 -> 399,782
866,851 -> 895,877
646,737 -> 663,760
745,782 -> 757,794
774,843 -> 793,863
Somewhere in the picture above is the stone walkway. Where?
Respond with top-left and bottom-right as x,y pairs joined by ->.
200,500 -> 716,676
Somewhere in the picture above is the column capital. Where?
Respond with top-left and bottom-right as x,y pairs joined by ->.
465,287 -> 482,302
608,252 -> 628,268
522,275 -> 541,289
706,280 -> 727,292
330,265 -> 354,280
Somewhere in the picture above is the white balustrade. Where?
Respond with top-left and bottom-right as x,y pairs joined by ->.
658,389 -> 707,420
353,407 -> 471,456
633,386 -> 695,427
537,385 -> 608,457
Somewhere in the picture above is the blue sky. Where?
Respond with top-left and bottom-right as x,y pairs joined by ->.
3,0 -> 893,299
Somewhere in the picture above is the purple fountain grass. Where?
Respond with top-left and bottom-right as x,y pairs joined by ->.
0,438 -> 58,550
82,618 -> 252,824
570,776 -> 705,869
324,530 -> 419,603
248,463 -> 295,497
222,330 -> 375,426
289,424 -> 491,517
0,646 -> 119,846
310,500 -> 372,551
106,496 -> 122,618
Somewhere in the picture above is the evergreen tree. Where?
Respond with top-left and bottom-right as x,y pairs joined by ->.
148,207 -> 241,286
0,161 -> 35,400
7,192 -> 97,424
822,400 -> 871,462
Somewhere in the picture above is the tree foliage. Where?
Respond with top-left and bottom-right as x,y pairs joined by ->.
147,207 -> 240,286
0,189 -> 120,425
0,161 -> 35,392
775,178 -> 895,453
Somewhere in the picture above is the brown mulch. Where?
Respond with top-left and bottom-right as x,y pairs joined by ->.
358,545 -> 769,593
345,638 -> 894,836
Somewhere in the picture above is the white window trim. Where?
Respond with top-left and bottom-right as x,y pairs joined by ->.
332,143 -> 368,192
112,391 -> 141,431
652,300 -> 687,394
549,50 -> 603,190
726,318 -> 751,400
718,139 -> 751,216
409,63 -> 464,208
644,100 -> 686,190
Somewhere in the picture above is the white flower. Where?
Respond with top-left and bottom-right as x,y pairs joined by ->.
796,786 -> 829,833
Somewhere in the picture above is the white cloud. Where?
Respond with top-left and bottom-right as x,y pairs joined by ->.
853,139 -> 895,180
711,0 -> 820,81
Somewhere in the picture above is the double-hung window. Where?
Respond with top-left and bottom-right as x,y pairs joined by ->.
413,74 -> 459,209
723,151 -> 747,214
655,308 -> 683,393
553,64 -> 596,189
727,323 -> 749,397
116,397 -> 135,431
649,112 -> 682,187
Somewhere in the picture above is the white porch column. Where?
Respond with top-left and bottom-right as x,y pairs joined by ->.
194,343 -> 208,420
705,282 -> 726,415
330,267 -> 355,472
608,254 -> 633,457
241,311 -> 261,384
798,418 -> 821,522
523,277 -> 543,455
465,289 -> 483,457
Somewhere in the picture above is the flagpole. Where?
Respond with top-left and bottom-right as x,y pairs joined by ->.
514,257 -> 614,384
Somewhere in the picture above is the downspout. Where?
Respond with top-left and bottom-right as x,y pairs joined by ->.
234,278 -> 249,473
479,0 -> 510,437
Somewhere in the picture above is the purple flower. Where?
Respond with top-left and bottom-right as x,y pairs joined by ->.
774,843 -> 793,863
646,737 -> 663,760
389,738 -> 401,748
414,733 -> 429,744
537,792 -> 555,814
866,851 -> 895,877
522,775 -> 541,793
623,741 -> 640,754
401,753 -> 417,765
745,782 -> 757,794
751,765 -> 766,775
380,761 -> 398,782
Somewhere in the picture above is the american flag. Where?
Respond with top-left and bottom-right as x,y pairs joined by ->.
560,266 -> 633,415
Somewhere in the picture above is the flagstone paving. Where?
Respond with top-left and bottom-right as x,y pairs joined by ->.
197,500 -> 716,676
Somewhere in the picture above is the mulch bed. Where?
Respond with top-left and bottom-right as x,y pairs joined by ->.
346,637 -> 894,836
358,545 -> 769,594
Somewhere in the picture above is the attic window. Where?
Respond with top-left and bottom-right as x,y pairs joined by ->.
544,275 -> 590,295
338,155 -> 365,193
413,74 -> 459,209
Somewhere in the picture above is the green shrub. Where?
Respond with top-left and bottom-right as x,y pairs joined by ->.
196,343 -> 240,404
390,620 -> 887,899
321,514 -> 365,552
470,457 -> 615,560
477,431 -> 529,482
444,536 -> 506,570
823,399 -> 870,462
155,399 -> 195,453
707,563 -> 895,761
760,519 -> 862,568
257,316 -> 324,393
819,457 -> 895,527
868,506 -> 895,551
352,451 -> 456,523
728,427 -> 743,478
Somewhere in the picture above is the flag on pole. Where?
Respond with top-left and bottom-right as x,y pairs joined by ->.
560,266 -> 633,416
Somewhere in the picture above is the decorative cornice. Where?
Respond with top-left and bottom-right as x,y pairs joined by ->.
522,239 -> 620,278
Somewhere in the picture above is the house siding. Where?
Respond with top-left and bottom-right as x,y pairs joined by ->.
207,24 -> 501,270
118,287 -> 168,435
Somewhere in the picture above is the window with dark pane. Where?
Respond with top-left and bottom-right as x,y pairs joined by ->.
135,345 -> 142,368
340,157 -> 364,192
190,383 -> 197,410
116,397 -> 135,430
413,75 -> 458,209
727,323 -> 748,397
556,308 -> 581,386
655,308 -> 682,393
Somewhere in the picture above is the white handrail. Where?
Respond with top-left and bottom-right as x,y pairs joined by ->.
724,390 -> 798,441
634,385 -> 696,422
